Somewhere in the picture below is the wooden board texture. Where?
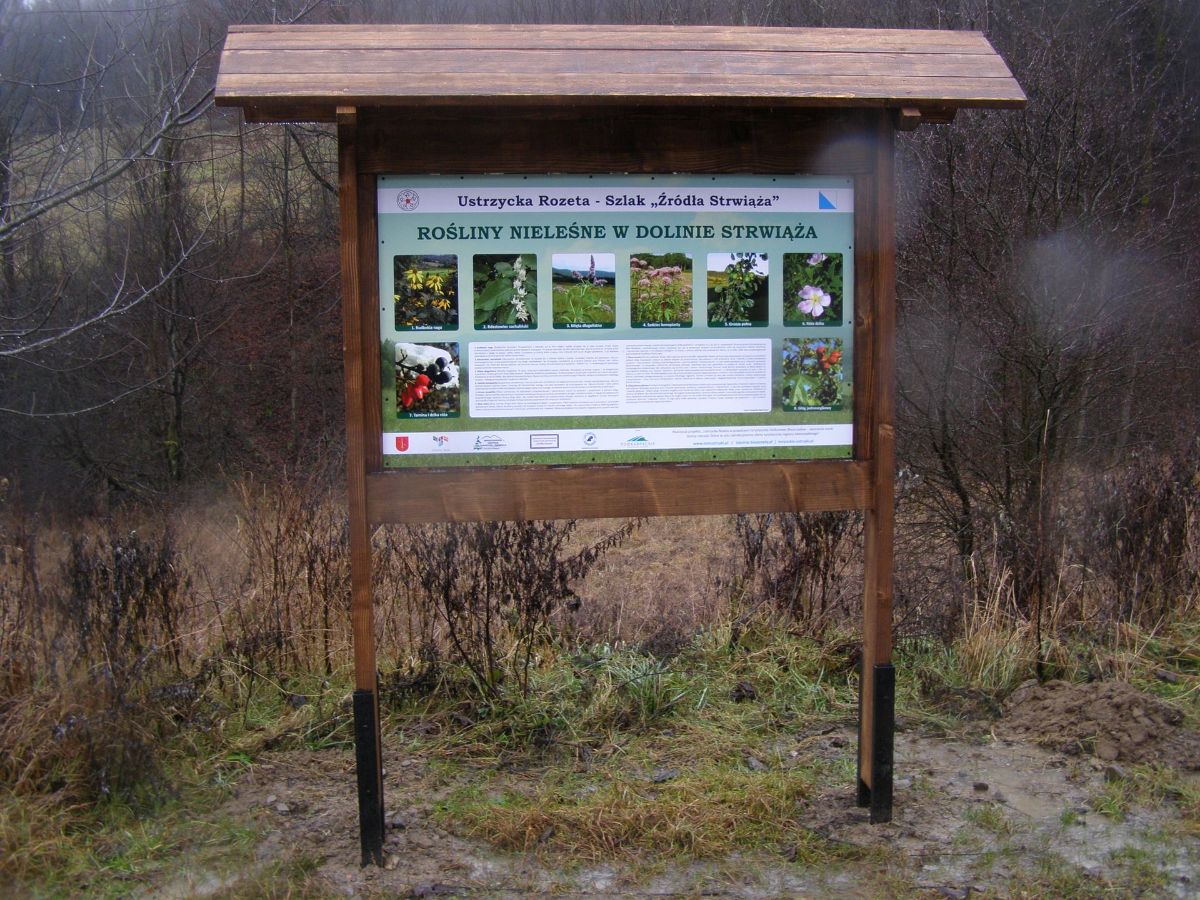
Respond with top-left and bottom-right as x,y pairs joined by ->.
365,461 -> 872,524
216,24 -> 1025,122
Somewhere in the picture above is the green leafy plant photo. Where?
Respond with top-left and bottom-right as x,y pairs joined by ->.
394,254 -> 458,330
552,253 -> 616,328
473,254 -> 537,329
630,252 -> 692,327
707,252 -> 768,326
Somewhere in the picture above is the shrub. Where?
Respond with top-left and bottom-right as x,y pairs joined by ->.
0,524 -> 190,806
388,519 -> 640,697
729,512 -> 861,638
1085,449 -> 1199,623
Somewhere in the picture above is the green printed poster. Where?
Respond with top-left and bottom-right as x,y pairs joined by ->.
377,175 -> 854,467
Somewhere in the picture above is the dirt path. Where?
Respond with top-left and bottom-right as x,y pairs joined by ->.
154,717 -> 1199,899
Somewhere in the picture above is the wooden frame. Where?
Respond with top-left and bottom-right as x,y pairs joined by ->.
352,107 -> 884,525
216,23 -> 1024,867
338,106 -> 898,860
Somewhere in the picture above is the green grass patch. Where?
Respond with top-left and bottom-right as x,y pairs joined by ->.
393,632 -> 865,866
1091,763 -> 1200,832
0,787 -> 260,899
1004,847 -> 1176,899
964,802 -> 1017,838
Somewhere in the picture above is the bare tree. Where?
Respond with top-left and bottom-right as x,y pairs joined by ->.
0,0 -> 337,495
895,0 -> 1200,633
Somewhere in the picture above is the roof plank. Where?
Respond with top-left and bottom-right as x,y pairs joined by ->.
220,49 -> 1015,80
224,24 -> 995,54
217,72 -> 1025,102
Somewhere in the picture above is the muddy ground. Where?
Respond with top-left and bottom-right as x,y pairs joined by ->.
157,680 -> 1200,898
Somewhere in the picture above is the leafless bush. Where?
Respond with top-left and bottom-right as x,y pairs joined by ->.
1083,448 -> 1200,624
60,529 -> 187,674
387,519 -> 640,696
0,520 -> 191,805
218,476 -> 644,701
0,515 -> 47,697
892,514 -> 970,642
373,526 -> 440,677
228,474 -> 351,677
728,512 -> 862,638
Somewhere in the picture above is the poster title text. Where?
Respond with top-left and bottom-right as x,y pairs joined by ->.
414,222 -> 820,242
457,192 -> 781,210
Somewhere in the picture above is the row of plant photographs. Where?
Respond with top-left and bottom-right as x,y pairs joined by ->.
392,337 -> 847,418
393,251 -> 845,330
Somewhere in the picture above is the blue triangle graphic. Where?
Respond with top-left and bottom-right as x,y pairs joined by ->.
818,192 -> 836,210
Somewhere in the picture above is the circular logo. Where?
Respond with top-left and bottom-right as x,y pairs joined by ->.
396,189 -> 420,211
583,432 -> 598,448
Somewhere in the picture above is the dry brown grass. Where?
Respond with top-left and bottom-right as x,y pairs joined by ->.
449,765 -> 819,860
562,515 -> 737,645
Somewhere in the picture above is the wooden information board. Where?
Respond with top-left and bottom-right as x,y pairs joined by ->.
216,23 -> 1024,865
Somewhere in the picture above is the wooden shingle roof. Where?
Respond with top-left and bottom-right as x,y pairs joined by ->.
215,24 -> 1025,122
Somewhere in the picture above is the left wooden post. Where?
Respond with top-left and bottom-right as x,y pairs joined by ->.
338,105 -> 385,866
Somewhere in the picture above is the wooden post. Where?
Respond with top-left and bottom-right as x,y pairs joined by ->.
857,112 -> 897,823
338,105 -> 385,865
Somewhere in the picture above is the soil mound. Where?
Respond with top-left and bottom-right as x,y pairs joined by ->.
999,679 -> 1200,769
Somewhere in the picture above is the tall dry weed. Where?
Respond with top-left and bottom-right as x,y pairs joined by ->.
727,512 -> 862,640
229,474 -> 351,676
1084,449 -> 1199,624
952,565 -> 1034,692
382,519 -> 640,697
0,517 -> 47,697
0,522 -> 190,804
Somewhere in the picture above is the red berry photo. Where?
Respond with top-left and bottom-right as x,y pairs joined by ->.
394,342 -> 460,418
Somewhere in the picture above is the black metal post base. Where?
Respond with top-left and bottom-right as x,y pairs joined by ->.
856,775 -> 871,808
353,688 -> 386,866
855,663 -> 895,823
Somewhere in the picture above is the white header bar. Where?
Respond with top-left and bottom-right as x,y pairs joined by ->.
378,186 -> 852,215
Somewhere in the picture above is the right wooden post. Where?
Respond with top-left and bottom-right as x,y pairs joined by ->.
857,112 -> 898,823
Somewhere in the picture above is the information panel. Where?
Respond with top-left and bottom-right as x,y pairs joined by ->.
377,175 -> 853,467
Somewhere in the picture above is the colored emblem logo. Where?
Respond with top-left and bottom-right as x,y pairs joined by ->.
395,436 -> 410,452
582,432 -> 598,448
396,189 -> 420,211
432,435 -> 450,448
